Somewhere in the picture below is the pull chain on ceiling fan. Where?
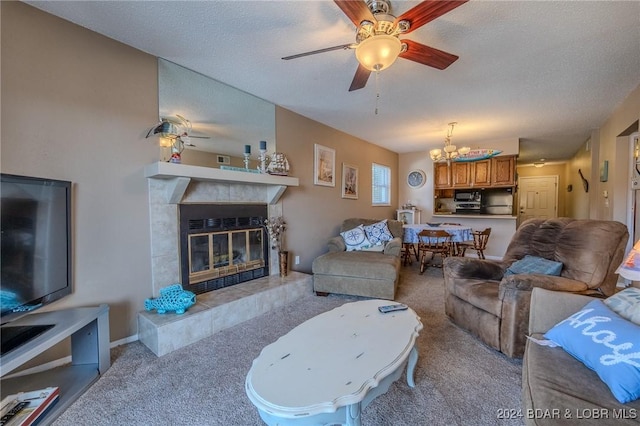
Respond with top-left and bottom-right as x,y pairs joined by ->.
282,0 -> 468,92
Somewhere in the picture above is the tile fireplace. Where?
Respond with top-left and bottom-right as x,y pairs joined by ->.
141,163 -> 311,356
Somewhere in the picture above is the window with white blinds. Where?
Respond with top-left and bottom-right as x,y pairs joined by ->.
372,163 -> 391,206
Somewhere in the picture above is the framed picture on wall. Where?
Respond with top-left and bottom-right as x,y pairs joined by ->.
314,144 -> 335,187
341,163 -> 358,199
600,160 -> 609,182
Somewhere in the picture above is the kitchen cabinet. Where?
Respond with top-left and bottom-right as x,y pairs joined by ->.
434,163 -> 450,189
432,155 -> 516,190
472,160 -> 492,186
491,156 -> 516,187
452,162 -> 472,187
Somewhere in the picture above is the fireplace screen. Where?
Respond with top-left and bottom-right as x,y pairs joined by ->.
188,228 -> 265,283
179,203 -> 269,294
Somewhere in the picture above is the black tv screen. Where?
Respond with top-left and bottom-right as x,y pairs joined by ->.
1,174 -> 72,325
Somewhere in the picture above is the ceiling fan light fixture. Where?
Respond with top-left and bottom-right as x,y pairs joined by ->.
146,120 -> 179,139
355,34 -> 402,72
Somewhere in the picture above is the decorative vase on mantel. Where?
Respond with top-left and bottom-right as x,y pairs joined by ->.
278,251 -> 289,277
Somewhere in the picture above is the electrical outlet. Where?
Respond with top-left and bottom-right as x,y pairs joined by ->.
295,255 -> 300,265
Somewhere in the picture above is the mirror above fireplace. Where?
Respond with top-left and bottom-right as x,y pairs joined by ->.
158,59 -> 276,164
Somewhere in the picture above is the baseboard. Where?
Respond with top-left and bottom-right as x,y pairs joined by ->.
3,334 -> 139,379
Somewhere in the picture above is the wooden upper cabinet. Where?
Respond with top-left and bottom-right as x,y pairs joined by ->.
471,159 -> 491,187
434,163 -> 451,189
491,156 -> 516,187
432,155 -> 516,190
451,162 -> 472,187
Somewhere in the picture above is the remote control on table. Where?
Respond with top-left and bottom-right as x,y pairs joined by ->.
378,304 -> 408,313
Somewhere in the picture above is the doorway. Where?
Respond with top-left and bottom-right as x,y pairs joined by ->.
517,176 -> 558,227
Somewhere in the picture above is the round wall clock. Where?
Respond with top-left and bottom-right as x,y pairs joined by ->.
407,169 -> 426,188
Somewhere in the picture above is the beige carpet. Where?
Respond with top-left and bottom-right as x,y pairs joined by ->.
52,262 -> 524,426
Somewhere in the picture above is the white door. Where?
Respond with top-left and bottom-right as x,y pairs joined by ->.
518,176 -> 558,226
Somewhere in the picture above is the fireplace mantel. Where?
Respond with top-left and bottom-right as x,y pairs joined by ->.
144,162 -> 299,204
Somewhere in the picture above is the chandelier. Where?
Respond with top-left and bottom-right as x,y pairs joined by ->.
429,122 -> 471,165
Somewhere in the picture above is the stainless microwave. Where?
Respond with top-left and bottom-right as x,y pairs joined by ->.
454,190 -> 480,202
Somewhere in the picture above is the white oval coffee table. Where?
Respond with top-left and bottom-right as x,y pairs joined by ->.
245,299 -> 423,426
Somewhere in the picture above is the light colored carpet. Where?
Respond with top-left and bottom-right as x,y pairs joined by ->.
52,262 -> 524,426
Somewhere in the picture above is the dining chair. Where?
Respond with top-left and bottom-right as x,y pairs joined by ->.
440,223 -> 462,256
401,243 -> 418,266
417,229 -> 452,273
457,228 -> 492,259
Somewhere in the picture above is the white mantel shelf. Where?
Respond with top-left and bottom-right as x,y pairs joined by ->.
144,162 -> 299,204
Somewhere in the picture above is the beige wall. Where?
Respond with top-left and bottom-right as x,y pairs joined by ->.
597,84 -> 640,224
1,0 -> 158,353
276,107 -> 398,272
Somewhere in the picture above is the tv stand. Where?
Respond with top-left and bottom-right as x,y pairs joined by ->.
0,305 -> 110,423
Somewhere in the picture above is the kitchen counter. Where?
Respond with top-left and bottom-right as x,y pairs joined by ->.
433,213 -> 517,220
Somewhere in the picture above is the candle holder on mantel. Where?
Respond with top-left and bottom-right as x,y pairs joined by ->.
258,140 -> 268,174
244,145 -> 252,170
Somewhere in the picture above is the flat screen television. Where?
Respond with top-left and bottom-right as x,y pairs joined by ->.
1,174 -> 72,351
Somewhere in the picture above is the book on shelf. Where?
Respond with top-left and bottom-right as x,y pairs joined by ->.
0,387 -> 59,426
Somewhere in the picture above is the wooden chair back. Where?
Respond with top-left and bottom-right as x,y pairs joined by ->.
417,229 -> 452,272
464,228 -> 491,259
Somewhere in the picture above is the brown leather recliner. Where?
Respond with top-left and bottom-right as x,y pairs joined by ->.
443,218 -> 629,358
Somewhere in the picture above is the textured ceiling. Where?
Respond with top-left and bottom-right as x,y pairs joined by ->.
26,1 -> 640,164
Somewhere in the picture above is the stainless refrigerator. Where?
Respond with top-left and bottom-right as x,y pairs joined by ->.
481,188 -> 514,215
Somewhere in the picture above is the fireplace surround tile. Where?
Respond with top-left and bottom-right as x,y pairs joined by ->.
138,271 -> 312,356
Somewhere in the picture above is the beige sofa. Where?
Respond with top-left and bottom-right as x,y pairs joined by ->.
523,288 -> 640,425
311,218 -> 402,300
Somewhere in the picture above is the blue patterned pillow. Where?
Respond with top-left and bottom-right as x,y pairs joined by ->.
604,287 -> 640,325
544,299 -> 640,403
504,255 -> 563,276
363,219 -> 394,246
340,225 -> 372,251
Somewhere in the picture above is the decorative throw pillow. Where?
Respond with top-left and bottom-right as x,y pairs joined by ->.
544,299 -> 640,403
504,255 -> 563,276
604,287 -> 640,325
363,219 -> 394,246
340,225 -> 372,251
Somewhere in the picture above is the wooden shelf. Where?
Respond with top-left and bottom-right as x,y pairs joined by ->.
144,162 -> 299,204
144,162 -> 299,187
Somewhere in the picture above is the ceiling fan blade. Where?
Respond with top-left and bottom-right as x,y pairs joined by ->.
282,43 -> 355,60
334,0 -> 376,27
395,0 -> 468,34
399,39 -> 459,70
348,64 -> 371,92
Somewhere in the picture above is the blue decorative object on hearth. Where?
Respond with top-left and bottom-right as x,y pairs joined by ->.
144,284 -> 196,315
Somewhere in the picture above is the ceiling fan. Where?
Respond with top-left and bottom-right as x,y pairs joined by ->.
282,0 -> 468,91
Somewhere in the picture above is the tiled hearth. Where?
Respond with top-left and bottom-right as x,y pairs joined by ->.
139,162 -> 306,356
139,271 -> 311,356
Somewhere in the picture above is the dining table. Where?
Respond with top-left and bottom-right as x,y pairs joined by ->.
402,223 -> 473,262
403,224 -> 473,244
